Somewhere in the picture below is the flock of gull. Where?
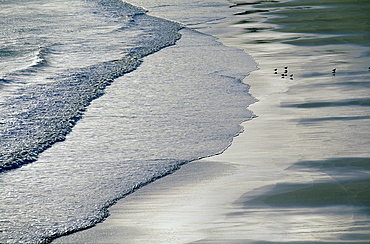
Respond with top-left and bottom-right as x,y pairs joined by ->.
274,66 -> 293,80
274,66 -> 370,80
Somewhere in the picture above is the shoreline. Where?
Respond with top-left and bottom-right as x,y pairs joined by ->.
52,27 -> 298,243
52,26 -> 259,243
54,0 -> 370,242
53,40 -> 370,244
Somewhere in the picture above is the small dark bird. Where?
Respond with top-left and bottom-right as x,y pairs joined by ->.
274,68 -> 278,74
284,69 -> 288,74
332,68 -> 336,73
281,74 -> 285,78
284,66 -> 288,69
290,74 -> 293,80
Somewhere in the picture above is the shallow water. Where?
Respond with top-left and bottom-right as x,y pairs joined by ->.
0,0 -> 256,242
1,0 -> 369,243
206,0 -> 370,242
223,0 -> 370,160
55,0 -> 370,242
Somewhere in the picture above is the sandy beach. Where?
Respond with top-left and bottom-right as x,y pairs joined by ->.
54,0 -> 370,243
2,0 -> 369,243
54,30 -> 369,244
52,81 -> 289,243
52,23 -> 294,242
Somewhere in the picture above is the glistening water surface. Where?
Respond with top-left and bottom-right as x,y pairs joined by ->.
209,0 -> 370,242
55,0 -> 370,242
0,0 -> 256,243
1,0 -> 369,242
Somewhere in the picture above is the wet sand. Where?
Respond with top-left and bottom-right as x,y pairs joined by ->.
53,36 -> 370,243
54,1 -> 370,242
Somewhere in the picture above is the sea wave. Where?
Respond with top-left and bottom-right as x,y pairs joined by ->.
0,46 -> 48,80
0,1 -> 182,172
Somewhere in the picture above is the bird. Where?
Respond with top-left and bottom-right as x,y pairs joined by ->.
290,74 -> 293,80
284,67 -> 288,76
281,74 -> 285,78
274,68 -> 278,74
332,68 -> 336,73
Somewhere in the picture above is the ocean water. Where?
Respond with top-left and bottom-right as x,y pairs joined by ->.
1,0 -> 369,243
0,0 -> 256,243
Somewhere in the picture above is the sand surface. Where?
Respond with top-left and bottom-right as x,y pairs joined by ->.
53,64 -> 370,243
52,40 -> 313,243
52,30 -> 370,244
53,2 -> 370,242
53,50 -> 370,242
